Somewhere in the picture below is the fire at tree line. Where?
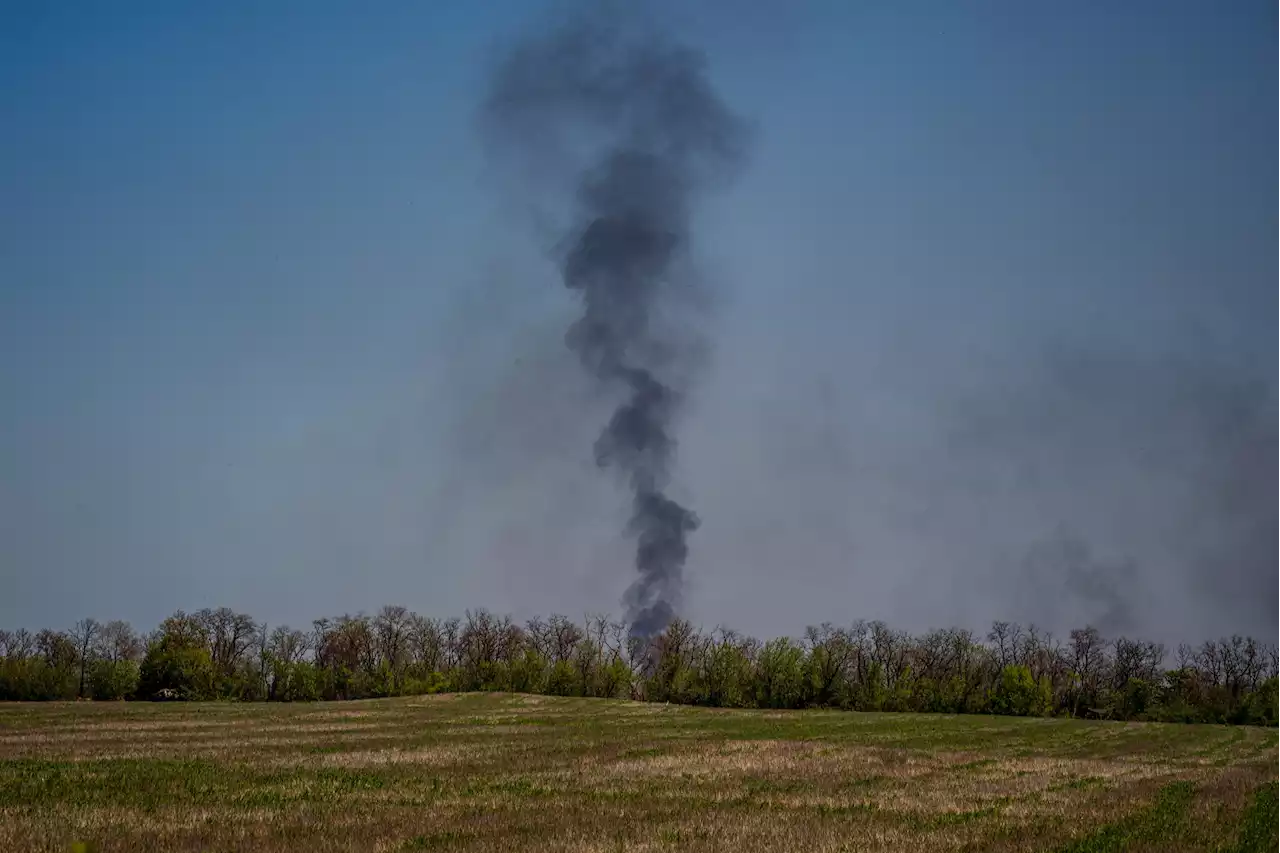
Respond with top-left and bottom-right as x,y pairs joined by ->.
0,608 -> 1275,726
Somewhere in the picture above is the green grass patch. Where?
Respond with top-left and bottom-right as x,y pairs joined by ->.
1054,781 -> 1195,853
1231,782 -> 1279,853
0,694 -> 1272,852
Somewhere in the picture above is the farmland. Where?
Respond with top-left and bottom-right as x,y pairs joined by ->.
1,694 -> 1275,852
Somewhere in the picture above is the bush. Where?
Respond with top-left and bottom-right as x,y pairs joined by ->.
136,644 -> 215,700
508,650 -> 548,694
89,660 -> 139,701
1255,677 -> 1279,726
754,638 -> 806,709
0,658 -> 76,701
988,665 -> 1053,717
1115,677 -> 1156,719
546,660 -> 578,697
595,658 -> 632,699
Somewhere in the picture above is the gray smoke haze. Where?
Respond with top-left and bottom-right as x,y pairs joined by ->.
482,10 -> 748,637
945,344 -> 1277,641
3,3 -> 1274,647
0,1 -> 1271,648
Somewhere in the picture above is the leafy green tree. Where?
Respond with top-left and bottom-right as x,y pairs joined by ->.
1252,677 -> 1278,726
595,656 -> 632,699
137,644 -> 214,700
280,661 -> 322,701
803,624 -> 853,707
546,660 -> 578,696
854,661 -> 888,711
33,630 -> 79,700
508,649 -> 548,694
643,619 -> 695,703
89,660 -> 139,701
988,665 -> 1053,717
884,665 -> 918,712
1115,677 -> 1156,719
136,612 -> 215,700
754,638 -> 805,709
0,658 -> 68,701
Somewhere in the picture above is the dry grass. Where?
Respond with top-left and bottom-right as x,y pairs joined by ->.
0,694 -> 1275,852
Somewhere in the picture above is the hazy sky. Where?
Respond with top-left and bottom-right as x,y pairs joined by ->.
2,1 -> 1274,645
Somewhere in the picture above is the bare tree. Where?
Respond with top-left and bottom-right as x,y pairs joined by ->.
954,628 -> 990,709
407,614 -> 444,674
1068,626 -> 1108,716
268,625 -> 310,666
374,606 -> 411,675
151,610 -> 209,652
546,614 -> 584,664
496,615 -> 526,667
988,621 -> 1026,670
1266,644 -> 1279,681
440,617 -> 461,669
253,621 -> 271,698
10,628 -> 35,659
460,609 -> 495,670
68,618 -> 102,699
525,616 -> 550,661
1196,640 -> 1224,688
604,618 -> 629,665
804,623 -> 853,705
265,625 -> 310,699
314,614 -> 375,677
1217,635 -> 1263,697
197,608 -> 257,679
98,621 -> 143,663
1175,643 -> 1196,672
844,620 -> 872,695
870,621 -> 910,692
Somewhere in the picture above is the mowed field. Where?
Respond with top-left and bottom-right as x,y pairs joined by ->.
0,694 -> 1275,853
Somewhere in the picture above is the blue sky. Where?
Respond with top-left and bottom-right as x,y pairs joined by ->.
1,1 -> 1274,643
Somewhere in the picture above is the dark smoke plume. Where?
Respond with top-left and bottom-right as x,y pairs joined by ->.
483,11 -> 747,638
1020,529 -> 1138,637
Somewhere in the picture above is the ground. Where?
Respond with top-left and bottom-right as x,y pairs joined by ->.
0,694 -> 1275,852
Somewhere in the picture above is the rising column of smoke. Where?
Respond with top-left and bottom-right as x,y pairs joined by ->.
483,13 -> 747,638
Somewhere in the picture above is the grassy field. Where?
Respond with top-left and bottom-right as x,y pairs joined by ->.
0,694 -> 1275,852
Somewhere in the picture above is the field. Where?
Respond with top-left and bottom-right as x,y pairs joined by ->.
0,694 -> 1275,853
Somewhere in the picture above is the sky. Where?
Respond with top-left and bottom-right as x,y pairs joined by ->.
1,1 -> 1275,646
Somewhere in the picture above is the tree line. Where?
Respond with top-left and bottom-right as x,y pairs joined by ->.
1,608 -> 1275,725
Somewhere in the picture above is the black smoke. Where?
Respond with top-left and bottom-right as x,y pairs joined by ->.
483,12 -> 747,638
1020,529 -> 1138,637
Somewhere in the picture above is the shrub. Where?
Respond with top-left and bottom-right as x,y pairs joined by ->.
988,665 -> 1053,717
